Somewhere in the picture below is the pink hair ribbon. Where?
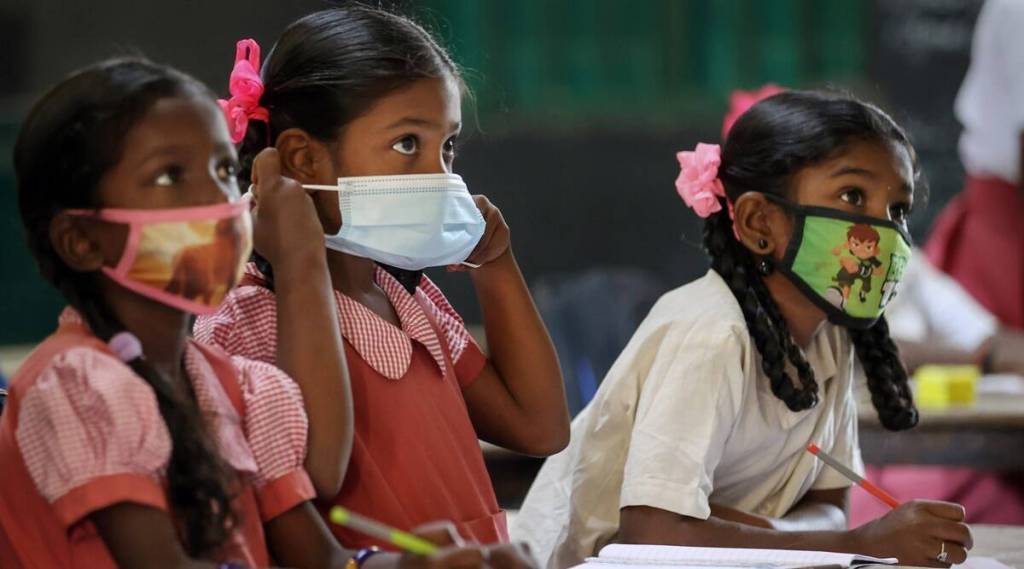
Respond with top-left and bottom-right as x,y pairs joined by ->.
675,143 -> 726,219
218,39 -> 269,144
675,142 -> 741,239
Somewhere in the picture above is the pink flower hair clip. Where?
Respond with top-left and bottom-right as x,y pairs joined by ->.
218,39 -> 269,144
675,143 -> 727,219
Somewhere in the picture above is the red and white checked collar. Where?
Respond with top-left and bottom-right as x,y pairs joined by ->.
242,264 -> 467,380
337,267 -> 450,380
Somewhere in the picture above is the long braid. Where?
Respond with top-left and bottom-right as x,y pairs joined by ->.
849,317 -> 918,430
748,271 -> 820,406
58,274 -> 238,557
704,208 -> 818,411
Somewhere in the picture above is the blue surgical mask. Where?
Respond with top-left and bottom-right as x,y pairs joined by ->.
303,173 -> 486,271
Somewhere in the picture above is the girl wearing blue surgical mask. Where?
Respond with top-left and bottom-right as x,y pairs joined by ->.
513,91 -> 973,569
195,5 -> 569,552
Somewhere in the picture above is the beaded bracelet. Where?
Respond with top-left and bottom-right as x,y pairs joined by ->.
346,546 -> 382,569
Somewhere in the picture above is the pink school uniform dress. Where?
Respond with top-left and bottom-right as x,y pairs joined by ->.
195,264 -> 507,549
0,308 -> 315,568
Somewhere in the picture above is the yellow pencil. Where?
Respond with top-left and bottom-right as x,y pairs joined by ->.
329,507 -> 439,555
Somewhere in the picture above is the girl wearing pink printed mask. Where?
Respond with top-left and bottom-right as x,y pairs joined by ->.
0,57 -> 534,569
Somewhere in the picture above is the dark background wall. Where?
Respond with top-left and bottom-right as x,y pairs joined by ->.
0,0 -> 984,343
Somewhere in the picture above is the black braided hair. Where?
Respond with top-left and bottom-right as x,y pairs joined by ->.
235,4 -> 462,294
703,208 -> 819,411
14,58 -> 239,556
710,90 -> 920,430
849,318 -> 918,430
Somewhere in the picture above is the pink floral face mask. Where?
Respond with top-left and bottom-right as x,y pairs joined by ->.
65,197 -> 253,315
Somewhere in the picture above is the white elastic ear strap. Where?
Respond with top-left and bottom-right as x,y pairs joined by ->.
302,184 -> 342,192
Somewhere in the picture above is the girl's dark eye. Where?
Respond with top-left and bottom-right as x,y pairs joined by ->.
154,165 -> 184,187
839,188 -> 865,207
392,136 -> 418,156
216,160 -> 239,181
443,136 -> 458,157
890,203 -> 910,224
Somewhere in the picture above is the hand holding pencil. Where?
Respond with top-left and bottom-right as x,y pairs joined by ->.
806,443 -> 973,567
330,507 -> 537,569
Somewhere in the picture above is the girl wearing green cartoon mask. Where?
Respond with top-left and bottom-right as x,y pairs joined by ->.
513,91 -> 972,569
763,194 -> 914,329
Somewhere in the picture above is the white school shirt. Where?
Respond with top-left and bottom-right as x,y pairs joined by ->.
955,0 -> 1024,184
885,251 -> 997,352
512,271 -> 863,569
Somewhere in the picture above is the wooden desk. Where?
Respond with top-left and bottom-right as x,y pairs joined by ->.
971,524 -> 1024,568
858,380 -> 1024,468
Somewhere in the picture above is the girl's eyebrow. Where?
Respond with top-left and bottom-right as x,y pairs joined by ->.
829,165 -> 878,179
383,117 -> 462,132
384,117 -> 441,130
130,143 -> 193,168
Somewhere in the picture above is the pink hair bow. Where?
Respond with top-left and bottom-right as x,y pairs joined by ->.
218,39 -> 269,144
675,143 -> 726,219
721,83 -> 784,140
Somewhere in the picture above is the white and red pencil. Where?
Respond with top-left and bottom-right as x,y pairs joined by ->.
806,442 -> 901,509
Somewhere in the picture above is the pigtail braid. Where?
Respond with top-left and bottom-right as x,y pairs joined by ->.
703,208 -> 818,411
849,316 -> 918,430
59,274 -> 239,557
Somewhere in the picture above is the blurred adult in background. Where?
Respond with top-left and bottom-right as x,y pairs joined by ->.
855,0 -> 1024,526
926,0 -> 1024,330
886,253 -> 1024,375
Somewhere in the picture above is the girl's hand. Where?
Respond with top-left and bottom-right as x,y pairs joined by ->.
449,195 -> 511,272
850,500 -> 973,567
393,523 -> 536,569
481,543 -> 537,569
250,147 -> 325,268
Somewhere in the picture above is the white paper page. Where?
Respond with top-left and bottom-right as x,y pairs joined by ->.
590,544 -> 897,568
954,557 -> 1017,569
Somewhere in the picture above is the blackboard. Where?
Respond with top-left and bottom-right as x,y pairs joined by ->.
870,0 -> 985,240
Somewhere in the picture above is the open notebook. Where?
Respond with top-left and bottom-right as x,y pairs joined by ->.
571,544 -> 898,569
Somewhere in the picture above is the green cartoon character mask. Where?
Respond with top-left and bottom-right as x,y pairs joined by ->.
766,194 -> 913,329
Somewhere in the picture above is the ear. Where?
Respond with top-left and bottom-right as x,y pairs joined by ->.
732,192 -> 789,259
49,214 -> 105,272
275,127 -> 336,184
